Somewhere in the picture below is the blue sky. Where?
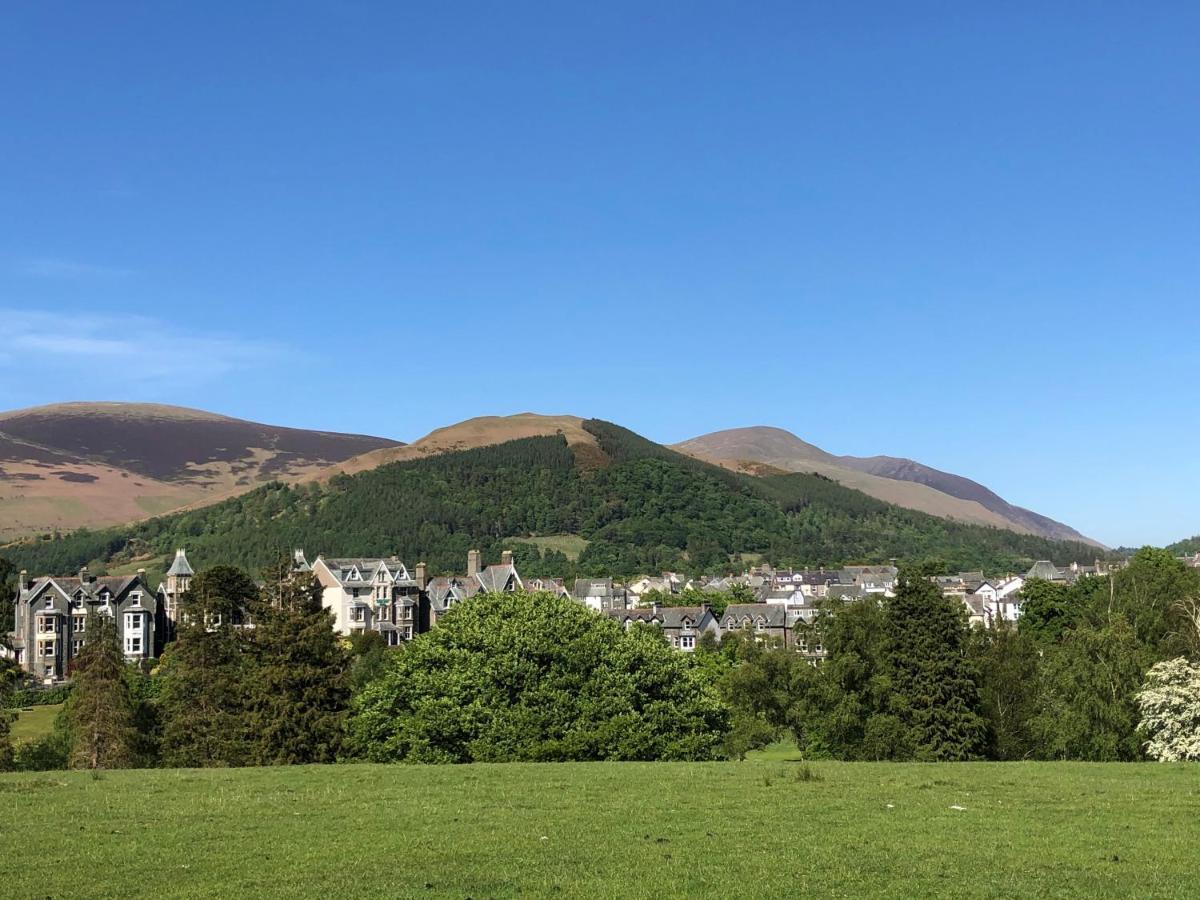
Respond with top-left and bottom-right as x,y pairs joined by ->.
2,3 -> 1197,548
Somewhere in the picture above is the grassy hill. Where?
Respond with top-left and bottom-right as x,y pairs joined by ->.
0,402 -> 400,540
0,759 -> 1195,898
2,420 -> 1108,579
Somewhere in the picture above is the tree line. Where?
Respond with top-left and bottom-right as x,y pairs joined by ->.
3,547 -> 1197,770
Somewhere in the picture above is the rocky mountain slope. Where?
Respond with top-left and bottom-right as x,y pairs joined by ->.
674,426 -> 1099,546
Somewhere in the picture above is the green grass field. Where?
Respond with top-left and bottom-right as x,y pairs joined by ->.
509,534 -> 590,561
8,703 -> 63,746
1,758 -> 1196,898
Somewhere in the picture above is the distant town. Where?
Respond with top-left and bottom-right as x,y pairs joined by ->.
11,547 -> 1199,684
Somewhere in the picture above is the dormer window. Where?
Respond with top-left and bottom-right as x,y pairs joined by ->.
44,597 -> 53,609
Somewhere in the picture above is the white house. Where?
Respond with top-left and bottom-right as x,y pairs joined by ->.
308,553 -> 426,644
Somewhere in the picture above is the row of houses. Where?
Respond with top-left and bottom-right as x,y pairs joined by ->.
6,546 -> 1118,683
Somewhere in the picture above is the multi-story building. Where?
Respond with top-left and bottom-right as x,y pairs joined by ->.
8,566 -> 161,683
426,549 -> 525,622
605,604 -> 719,652
308,553 -> 429,644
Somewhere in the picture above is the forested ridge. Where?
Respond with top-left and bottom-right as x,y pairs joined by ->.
1,420 -> 1107,579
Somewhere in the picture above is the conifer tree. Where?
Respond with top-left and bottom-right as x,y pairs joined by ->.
0,649 -> 18,771
248,568 -> 350,765
158,566 -> 259,767
885,572 -> 986,761
67,614 -> 137,770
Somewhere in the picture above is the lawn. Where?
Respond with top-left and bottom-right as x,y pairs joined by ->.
7,703 -> 63,746
1,759 -> 1196,898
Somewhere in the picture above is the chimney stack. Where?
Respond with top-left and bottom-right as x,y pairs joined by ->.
19,570 -> 27,591
137,568 -> 146,579
467,549 -> 481,577
79,565 -> 89,583
652,602 -> 661,616
501,549 -> 513,567
415,562 -> 428,590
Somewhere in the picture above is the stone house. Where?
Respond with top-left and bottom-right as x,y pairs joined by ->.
605,604 -> 719,652
8,567 -> 161,683
426,549 -> 525,623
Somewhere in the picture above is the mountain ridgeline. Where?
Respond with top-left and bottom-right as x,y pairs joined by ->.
674,426 -> 1098,545
3,420 -> 1108,580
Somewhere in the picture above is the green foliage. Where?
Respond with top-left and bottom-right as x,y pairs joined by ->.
0,652 -> 17,770
352,591 -> 730,762
157,570 -> 259,767
0,555 -> 15,635
5,423 -> 1109,583
7,683 -> 73,708
1017,578 -> 1082,642
639,586 -> 743,618
66,614 -> 137,769
347,629 -> 393,693
969,625 -> 1042,760
12,721 -> 71,771
1030,619 -> 1152,761
248,571 -> 351,765
884,574 -> 986,760
1166,535 -> 1200,556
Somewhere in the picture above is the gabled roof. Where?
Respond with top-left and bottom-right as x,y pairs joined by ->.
476,564 -> 522,594
605,606 -> 716,631
24,574 -> 148,606
722,603 -> 788,628
318,557 -> 415,587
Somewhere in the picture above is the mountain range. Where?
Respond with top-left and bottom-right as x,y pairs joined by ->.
673,427 -> 1097,546
0,402 -> 1095,550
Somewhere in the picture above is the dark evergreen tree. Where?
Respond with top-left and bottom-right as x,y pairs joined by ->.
248,569 -> 351,765
0,650 -> 18,771
158,567 -> 259,767
885,573 -> 986,761
67,614 -> 137,770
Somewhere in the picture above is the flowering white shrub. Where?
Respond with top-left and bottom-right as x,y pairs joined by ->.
1136,658 -> 1200,762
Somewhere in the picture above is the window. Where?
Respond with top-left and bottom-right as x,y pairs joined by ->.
125,635 -> 142,655
755,619 -> 766,631
72,639 -> 85,656
124,612 -> 143,632
44,597 -> 53,609
40,642 -> 56,657
680,635 -> 696,650
37,616 -> 57,634
350,607 -> 366,623
72,614 -> 86,632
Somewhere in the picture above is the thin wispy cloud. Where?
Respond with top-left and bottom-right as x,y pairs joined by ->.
0,308 -> 284,391
18,257 -> 135,279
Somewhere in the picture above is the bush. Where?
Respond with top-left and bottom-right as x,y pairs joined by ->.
352,591 -> 730,763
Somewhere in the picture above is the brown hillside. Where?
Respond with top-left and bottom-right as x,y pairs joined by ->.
675,426 -> 1101,547
0,402 -> 401,539
312,413 -> 603,479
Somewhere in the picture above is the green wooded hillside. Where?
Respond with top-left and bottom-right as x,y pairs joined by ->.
1,420 -> 1106,578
